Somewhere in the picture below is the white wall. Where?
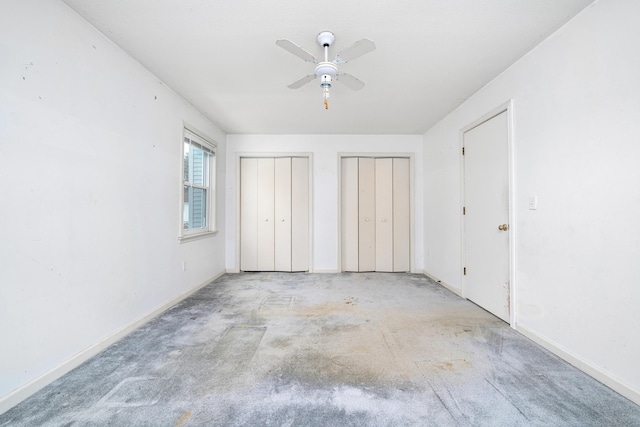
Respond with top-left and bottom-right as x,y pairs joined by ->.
226,135 -> 423,273
0,0 -> 226,411
423,0 -> 640,403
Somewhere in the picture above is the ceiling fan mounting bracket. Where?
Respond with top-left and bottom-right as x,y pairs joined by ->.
317,31 -> 335,47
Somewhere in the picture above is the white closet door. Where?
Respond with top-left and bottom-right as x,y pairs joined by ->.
274,157 -> 292,271
393,158 -> 410,272
358,158 -> 376,272
291,157 -> 309,272
375,158 -> 393,272
257,158 -> 275,271
341,158 -> 359,272
240,158 -> 258,271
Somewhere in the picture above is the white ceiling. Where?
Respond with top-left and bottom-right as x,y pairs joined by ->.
61,0 -> 594,134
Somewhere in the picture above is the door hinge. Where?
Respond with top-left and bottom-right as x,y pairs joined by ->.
464,267 -> 466,275
463,206 -> 466,215
462,146 -> 465,155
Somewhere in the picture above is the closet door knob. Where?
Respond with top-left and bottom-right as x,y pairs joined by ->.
264,218 -> 269,222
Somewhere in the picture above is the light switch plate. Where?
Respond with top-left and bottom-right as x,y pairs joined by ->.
529,195 -> 537,210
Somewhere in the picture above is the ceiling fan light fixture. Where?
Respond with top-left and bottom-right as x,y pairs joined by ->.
315,62 -> 336,109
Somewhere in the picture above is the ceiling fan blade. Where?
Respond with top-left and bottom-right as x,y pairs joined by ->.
336,73 -> 365,91
288,74 -> 316,89
334,38 -> 376,63
276,39 -> 318,63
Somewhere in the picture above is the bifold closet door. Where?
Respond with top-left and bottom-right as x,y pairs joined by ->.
239,157 -> 275,271
291,157 -> 309,272
358,158 -> 376,272
274,158 -> 292,271
240,158 -> 258,271
393,158 -> 410,272
341,156 -> 411,272
256,158 -> 275,271
375,158 -> 393,272
341,158 -> 359,272
241,157 -> 309,272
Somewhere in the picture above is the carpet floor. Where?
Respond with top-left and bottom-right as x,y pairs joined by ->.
2,273 -> 639,426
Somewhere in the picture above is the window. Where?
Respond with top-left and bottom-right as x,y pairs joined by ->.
181,128 -> 216,239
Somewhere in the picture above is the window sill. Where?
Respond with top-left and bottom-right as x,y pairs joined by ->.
178,230 -> 218,243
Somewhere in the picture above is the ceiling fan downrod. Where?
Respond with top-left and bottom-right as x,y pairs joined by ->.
317,32 -> 335,110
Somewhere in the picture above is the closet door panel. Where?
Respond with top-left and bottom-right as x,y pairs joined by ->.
240,158 -> 258,271
257,158 -> 275,271
358,158 -> 376,272
274,158 -> 292,271
393,158 -> 411,272
341,158 -> 359,272
291,157 -> 309,272
375,158 -> 393,272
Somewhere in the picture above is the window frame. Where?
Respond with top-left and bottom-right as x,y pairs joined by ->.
179,127 -> 217,241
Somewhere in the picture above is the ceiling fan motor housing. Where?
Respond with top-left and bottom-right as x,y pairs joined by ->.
315,62 -> 337,77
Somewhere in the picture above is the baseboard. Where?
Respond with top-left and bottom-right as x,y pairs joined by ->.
515,323 -> 640,406
422,271 -> 463,297
0,271 -> 225,415
310,269 -> 341,273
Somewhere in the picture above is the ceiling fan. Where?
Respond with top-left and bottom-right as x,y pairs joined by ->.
276,31 -> 376,109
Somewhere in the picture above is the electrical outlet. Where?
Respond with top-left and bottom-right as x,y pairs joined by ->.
529,195 -> 537,210
182,261 -> 187,271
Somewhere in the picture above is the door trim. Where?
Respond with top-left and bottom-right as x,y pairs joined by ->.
460,100 -> 516,327
234,152 -> 313,273
337,153 -> 416,273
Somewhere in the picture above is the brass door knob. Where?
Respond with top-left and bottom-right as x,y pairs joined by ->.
498,224 -> 509,231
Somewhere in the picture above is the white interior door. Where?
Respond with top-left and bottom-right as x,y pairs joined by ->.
464,111 -> 510,322
291,157 -> 309,272
375,158 -> 393,272
257,158 -> 275,271
274,157 -> 292,271
358,158 -> 376,272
